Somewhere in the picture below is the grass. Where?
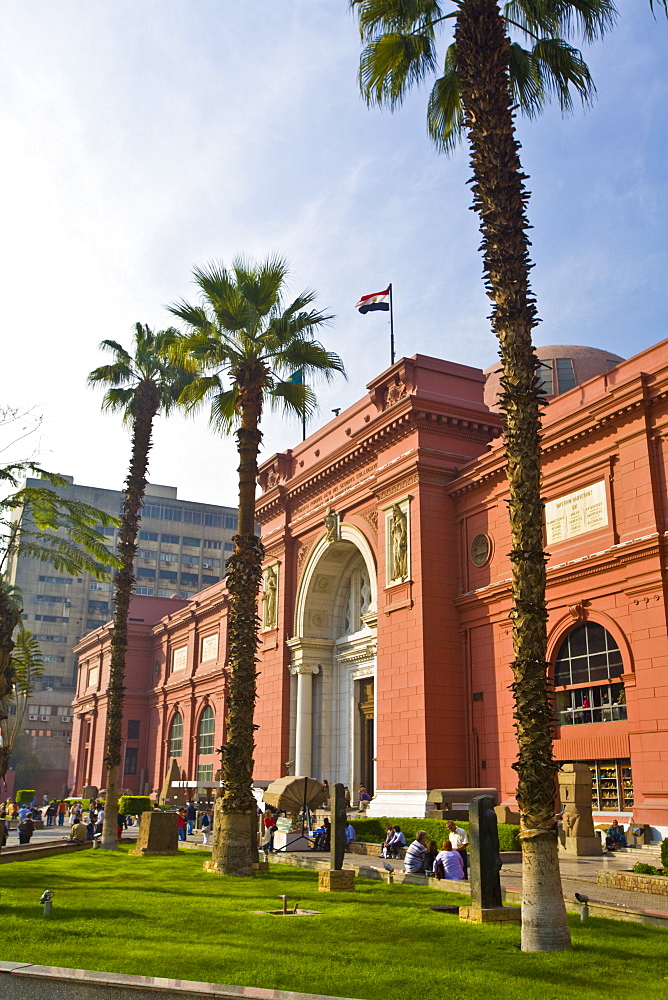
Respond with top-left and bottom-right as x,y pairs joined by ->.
1,848 -> 667,1000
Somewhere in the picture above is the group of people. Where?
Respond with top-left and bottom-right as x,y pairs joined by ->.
396,822 -> 469,880
176,803 -> 214,844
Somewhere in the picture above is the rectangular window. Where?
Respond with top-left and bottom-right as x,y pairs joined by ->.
137,549 -> 155,560
124,746 -> 138,775
180,573 -> 199,586
578,759 -> 634,811
38,575 -> 72,585
43,655 -> 65,663
135,586 -> 154,596
224,514 -> 238,530
536,359 -> 554,395
89,600 -> 110,613
142,503 -> 162,519
203,539 -> 222,550
196,763 -> 214,783
34,634 -> 67,643
555,357 -> 577,393
90,581 -> 112,592
98,525 -> 115,536
35,594 -> 63,603
139,530 -> 159,542
172,646 -> 188,672
202,557 -> 220,569
556,683 -> 626,726
158,588 -> 175,598
136,567 -> 156,579
181,557 -> 199,569
86,619 -> 107,630
183,509 -> 203,525
204,513 -> 224,528
161,534 -> 180,545
202,575 -> 220,586
160,552 -> 178,563
224,542 -> 234,552
201,634 -> 219,662
127,719 -> 140,740
182,536 -> 201,547
159,570 -> 178,582
162,506 -> 182,522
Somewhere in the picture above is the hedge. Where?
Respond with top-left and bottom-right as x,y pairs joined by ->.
118,796 -> 153,816
350,817 -> 521,852
662,837 -> 668,868
15,790 -> 35,805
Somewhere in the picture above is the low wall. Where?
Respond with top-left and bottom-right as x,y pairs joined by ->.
597,870 -> 668,895
0,962 -> 358,1000
0,842 -> 92,864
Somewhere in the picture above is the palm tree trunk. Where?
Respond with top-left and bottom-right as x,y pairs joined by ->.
101,382 -> 159,850
209,377 -> 264,876
455,0 -> 570,951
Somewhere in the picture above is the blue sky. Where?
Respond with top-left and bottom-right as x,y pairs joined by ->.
1,1 -> 666,507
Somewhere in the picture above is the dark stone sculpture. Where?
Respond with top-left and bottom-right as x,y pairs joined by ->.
331,782 -> 347,871
469,794 -> 503,909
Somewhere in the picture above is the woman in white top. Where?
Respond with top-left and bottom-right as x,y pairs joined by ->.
434,839 -> 465,880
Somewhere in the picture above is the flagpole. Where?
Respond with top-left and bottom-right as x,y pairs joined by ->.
389,283 -> 395,366
302,413 -> 306,442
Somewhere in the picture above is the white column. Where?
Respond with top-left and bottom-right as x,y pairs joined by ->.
292,665 -> 319,777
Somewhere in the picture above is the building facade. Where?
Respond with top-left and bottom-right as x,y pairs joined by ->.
69,342 -> 668,834
9,478 -> 238,797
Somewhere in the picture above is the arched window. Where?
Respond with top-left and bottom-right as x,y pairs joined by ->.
168,712 -> 183,757
554,623 -> 626,726
198,705 -> 215,755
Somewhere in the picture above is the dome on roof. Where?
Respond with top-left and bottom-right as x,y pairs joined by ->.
483,344 -> 625,412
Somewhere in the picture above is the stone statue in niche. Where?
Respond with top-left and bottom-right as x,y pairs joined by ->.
324,506 -> 340,543
262,564 -> 278,630
389,503 -> 408,581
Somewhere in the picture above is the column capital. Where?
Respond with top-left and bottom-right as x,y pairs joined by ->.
289,663 -> 320,677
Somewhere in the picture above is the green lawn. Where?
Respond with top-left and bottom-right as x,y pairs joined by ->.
1,848 -> 667,1000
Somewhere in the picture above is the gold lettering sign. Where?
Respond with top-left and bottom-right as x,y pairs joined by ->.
545,481 -> 608,545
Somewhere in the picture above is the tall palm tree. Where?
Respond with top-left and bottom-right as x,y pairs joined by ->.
0,462 -> 119,787
351,0 -> 620,952
170,255 -> 345,876
88,323 -> 196,850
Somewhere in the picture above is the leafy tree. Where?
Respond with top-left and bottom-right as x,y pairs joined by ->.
88,323 -> 197,850
169,255 -> 345,875
0,460 -> 120,785
0,626 -> 43,780
350,0 -> 632,951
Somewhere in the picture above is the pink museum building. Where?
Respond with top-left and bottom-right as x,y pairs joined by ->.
69,339 -> 668,834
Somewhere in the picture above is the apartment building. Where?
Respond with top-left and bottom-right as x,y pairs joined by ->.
8,476 -> 237,797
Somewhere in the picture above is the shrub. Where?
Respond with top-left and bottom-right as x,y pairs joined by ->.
119,795 -> 153,816
350,816 -> 520,852
661,837 -> 668,868
15,790 -> 35,805
632,862 -> 662,876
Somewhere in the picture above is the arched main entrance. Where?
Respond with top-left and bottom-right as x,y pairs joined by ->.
287,524 -> 377,795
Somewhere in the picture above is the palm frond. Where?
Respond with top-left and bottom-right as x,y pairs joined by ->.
274,341 -> 346,382
427,43 -> 464,153
270,381 -> 319,420
505,2 -> 617,43
10,627 -> 44,697
359,30 -> 437,108
532,36 -> 596,112
209,387 -> 240,433
649,0 -> 668,15
352,0 -> 444,39
178,375 -> 223,413
98,339 -> 134,364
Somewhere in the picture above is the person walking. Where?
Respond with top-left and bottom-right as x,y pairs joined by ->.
186,800 -> 197,837
57,800 -> 67,826
177,808 -> 187,841
201,807 -> 214,846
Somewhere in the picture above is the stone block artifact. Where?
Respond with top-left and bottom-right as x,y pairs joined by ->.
469,793 -> 503,909
331,782 -> 347,871
558,763 -> 601,856
129,810 -> 179,856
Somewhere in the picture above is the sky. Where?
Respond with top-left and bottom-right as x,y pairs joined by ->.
0,1 -> 666,508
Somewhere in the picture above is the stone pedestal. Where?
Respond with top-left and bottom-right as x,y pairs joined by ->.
562,835 -> 602,856
318,869 -> 356,892
459,905 -> 521,924
129,811 -> 179,856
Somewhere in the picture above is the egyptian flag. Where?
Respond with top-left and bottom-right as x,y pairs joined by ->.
355,286 -> 390,314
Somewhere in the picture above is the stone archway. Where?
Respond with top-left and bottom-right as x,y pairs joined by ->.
287,524 -> 377,793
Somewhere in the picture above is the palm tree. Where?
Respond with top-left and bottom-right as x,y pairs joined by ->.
0,626 -> 44,780
88,323 -> 196,850
0,462 -> 120,786
170,255 -> 345,876
351,0 -> 623,951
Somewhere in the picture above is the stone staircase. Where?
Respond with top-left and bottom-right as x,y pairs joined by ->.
619,843 -> 664,865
